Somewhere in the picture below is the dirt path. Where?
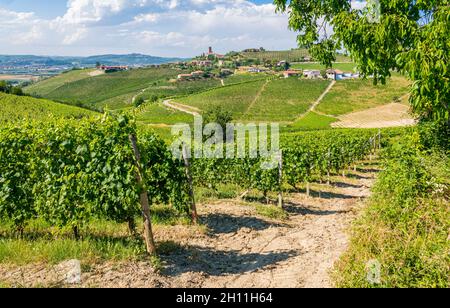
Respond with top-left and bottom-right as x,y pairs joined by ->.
296,80 -> 336,121
162,99 -> 200,116
0,163 -> 378,288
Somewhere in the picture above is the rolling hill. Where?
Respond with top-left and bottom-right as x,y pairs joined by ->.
0,92 -> 97,123
25,67 -> 182,110
177,78 -> 331,122
316,75 -> 411,116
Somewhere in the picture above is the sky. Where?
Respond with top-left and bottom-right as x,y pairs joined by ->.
0,0 -> 298,57
0,0 -> 367,57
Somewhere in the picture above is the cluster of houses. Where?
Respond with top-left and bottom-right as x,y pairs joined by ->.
176,47 -> 361,82
282,68 -> 360,80
326,69 -> 360,80
98,65 -> 129,73
177,70 -> 206,81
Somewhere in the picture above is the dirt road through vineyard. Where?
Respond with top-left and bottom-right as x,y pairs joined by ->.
0,163 -> 379,288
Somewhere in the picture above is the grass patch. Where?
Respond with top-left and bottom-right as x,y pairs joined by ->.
333,133 -> 449,288
137,103 -> 193,125
316,76 -> 411,116
195,184 -> 240,203
0,205 -> 190,265
284,111 -> 338,132
255,205 -> 288,220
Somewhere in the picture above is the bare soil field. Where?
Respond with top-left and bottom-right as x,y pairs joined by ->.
332,103 -> 416,129
0,164 -> 379,288
0,74 -> 39,82
88,70 -> 105,77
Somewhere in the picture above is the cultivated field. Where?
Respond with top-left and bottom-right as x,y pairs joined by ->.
291,62 -> 358,72
178,78 -> 330,122
316,76 -> 411,116
26,68 -> 181,110
0,92 -> 97,123
178,80 -> 268,119
24,69 -> 96,97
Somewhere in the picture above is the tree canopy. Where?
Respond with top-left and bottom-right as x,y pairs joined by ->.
274,0 -> 449,122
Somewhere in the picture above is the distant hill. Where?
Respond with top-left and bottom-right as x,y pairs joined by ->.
0,54 -> 186,68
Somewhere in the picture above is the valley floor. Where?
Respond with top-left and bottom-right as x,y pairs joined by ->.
0,163 -> 379,288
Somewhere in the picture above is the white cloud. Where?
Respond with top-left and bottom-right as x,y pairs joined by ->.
0,0 -> 298,56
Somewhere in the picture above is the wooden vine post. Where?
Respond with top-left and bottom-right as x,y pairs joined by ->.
277,151 -> 284,209
378,129 -> 382,151
182,143 -> 198,224
129,134 -> 157,256
327,149 -> 331,185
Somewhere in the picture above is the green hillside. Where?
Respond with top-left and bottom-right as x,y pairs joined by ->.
24,69 -> 96,97
241,78 -> 330,122
316,75 -> 411,116
26,67 -> 181,110
291,62 -> 358,72
240,49 -> 351,63
178,78 -> 330,122
241,49 -> 310,62
178,80 -> 267,119
0,92 -> 97,123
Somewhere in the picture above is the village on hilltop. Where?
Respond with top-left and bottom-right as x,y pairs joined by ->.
171,47 -> 360,82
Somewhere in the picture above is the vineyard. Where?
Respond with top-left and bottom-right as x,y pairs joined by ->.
24,69 -> 96,97
25,68 -> 182,110
240,49 -> 311,62
178,78 -> 330,122
0,92 -> 97,123
0,113 -> 386,256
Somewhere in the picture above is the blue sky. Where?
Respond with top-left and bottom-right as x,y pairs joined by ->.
0,0 -> 298,57
0,1 -> 365,57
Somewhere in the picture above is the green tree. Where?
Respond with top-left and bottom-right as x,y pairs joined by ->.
134,96 -> 145,107
203,106 -> 233,142
274,0 -> 449,122
10,86 -> 23,96
0,81 -> 8,93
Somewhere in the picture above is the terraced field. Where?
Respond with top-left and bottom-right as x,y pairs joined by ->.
0,92 -> 97,123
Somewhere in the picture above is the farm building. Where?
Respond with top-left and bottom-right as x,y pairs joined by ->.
191,60 -> 213,67
99,65 -> 129,73
326,69 -> 344,80
283,70 -> 301,78
177,74 -> 192,81
326,69 -> 360,80
303,70 -> 321,79
191,71 -> 204,78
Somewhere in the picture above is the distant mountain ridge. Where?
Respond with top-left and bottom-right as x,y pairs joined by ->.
0,54 -> 187,67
